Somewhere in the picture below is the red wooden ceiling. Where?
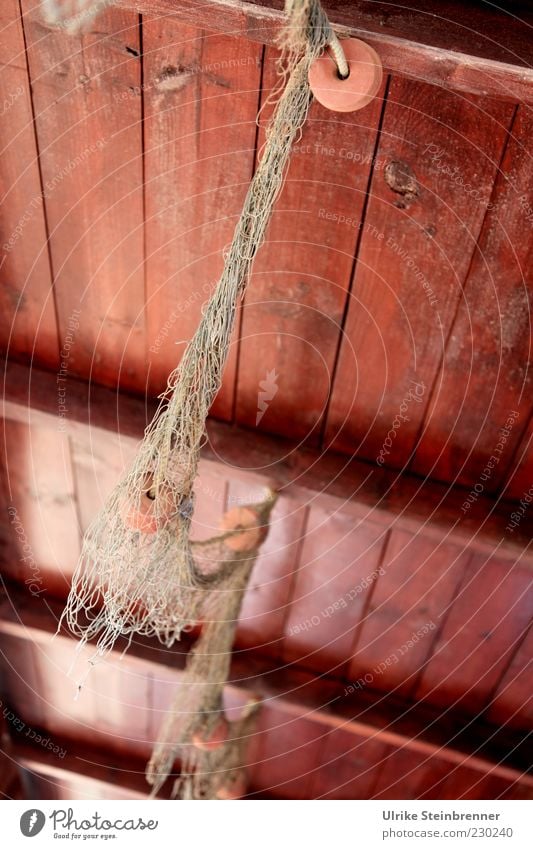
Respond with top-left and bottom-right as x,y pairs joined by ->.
0,0 -> 531,801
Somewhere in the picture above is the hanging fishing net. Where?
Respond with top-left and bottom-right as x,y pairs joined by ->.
146,496 -> 276,799
59,0 -> 336,669
51,0 -> 343,798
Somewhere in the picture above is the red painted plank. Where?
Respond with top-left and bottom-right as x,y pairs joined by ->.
416,552 -> 533,714
487,626 -> 533,730
282,502 -> 386,674
325,77 -> 514,469
92,655 -> 152,759
309,729 -> 387,799
348,529 -> 469,698
372,747 -> 449,800
236,48 -> 384,442
423,764 -> 510,800
70,429 -> 138,534
143,20 -> 262,417
0,0 -> 58,368
0,420 -> 80,597
189,459 -> 227,543
21,2 -> 146,392
115,0 -> 533,104
249,702 -> 325,799
413,105 -> 533,488
31,637 -> 99,747
0,633 -> 47,731
503,419 -> 533,502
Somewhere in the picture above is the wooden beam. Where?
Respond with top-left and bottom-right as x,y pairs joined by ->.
11,730 -> 279,799
109,0 -> 533,103
2,357 -> 531,565
12,735 -> 151,799
1,581 -> 531,791
0,717 -> 22,799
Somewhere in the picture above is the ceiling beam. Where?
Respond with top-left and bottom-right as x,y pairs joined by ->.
1,581 -> 531,790
12,736 -> 151,799
0,718 -> 22,799
109,0 -> 533,103
2,357 -> 531,565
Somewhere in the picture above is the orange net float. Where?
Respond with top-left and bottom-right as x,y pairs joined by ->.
216,771 -> 248,800
192,717 -> 229,752
308,37 -> 383,113
220,506 -> 268,552
119,472 -> 176,534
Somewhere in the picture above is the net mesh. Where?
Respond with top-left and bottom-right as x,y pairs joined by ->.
146,495 -> 276,799
59,0 -> 334,673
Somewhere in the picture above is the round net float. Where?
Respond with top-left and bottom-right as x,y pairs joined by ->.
216,771 -> 247,800
308,37 -> 383,113
220,506 -> 268,552
120,472 -> 173,534
192,717 -> 229,752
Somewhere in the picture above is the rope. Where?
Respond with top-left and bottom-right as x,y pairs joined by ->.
328,31 -> 350,79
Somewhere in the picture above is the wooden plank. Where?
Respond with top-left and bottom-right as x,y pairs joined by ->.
69,428 -> 138,533
0,0 -> 58,368
325,77 -> 514,466
112,0 -> 533,103
0,419 -> 80,597
412,105 -> 533,489
282,505 -> 387,674
309,730 -> 387,799
0,716 -> 20,798
249,703 -> 325,798
190,459 -> 227,541
425,765 -> 515,800
2,357 -> 532,566
143,18 -> 262,417
20,1 -> 145,392
92,655 -> 152,759
372,747 -> 451,800
235,47 -> 384,440
416,552 -> 533,715
504,419 -> 533,502
30,638 -> 100,747
348,530 -> 470,698
487,626 -> 533,731
15,739 -> 149,799
0,633 -> 47,731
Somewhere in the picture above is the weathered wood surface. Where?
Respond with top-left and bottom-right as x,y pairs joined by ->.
112,0 -> 533,102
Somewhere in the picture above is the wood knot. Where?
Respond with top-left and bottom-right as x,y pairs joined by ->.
384,160 -> 419,208
155,64 -> 196,92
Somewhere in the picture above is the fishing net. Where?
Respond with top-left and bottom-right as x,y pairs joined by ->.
146,496 -> 276,799
59,0 -> 336,669
52,0 -> 342,798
